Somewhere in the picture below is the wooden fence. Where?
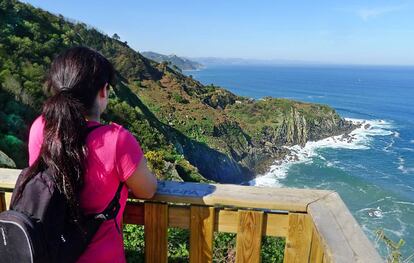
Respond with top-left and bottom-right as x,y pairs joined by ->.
0,168 -> 383,262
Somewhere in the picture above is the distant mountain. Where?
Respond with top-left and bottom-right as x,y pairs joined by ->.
191,57 -> 320,66
142,51 -> 204,71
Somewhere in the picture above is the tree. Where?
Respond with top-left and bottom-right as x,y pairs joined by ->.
112,33 -> 120,40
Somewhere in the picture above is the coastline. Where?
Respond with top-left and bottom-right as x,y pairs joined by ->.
250,118 -> 395,187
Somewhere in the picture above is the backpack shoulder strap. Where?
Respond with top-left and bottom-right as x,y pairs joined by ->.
86,124 -> 104,134
93,182 -> 124,221
91,182 -> 124,233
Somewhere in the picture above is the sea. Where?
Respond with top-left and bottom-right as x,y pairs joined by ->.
187,64 -> 414,258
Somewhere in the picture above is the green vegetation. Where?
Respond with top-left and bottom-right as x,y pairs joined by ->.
226,97 -> 345,144
0,0 -> 197,180
141,51 -> 203,71
376,229 -> 414,263
123,225 -> 285,263
0,89 -> 34,167
172,92 -> 189,104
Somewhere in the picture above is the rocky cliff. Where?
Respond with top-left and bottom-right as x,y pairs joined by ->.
142,51 -> 203,71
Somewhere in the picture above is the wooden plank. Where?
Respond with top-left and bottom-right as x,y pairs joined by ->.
0,192 -> 6,212
309,227 -> 323,263
0,168 -> 19,191
217,209 -> 288,237
235,210 -> 264,263
308,199 -> 351,263
0,168 -> 332,211
189,206 -> 215,263
152,181 -> 332,212
123,202 -> 145,225
124,202 -> 190,229
144,203 -> 168,263
283,213 -> 313,263
169,206 -> 190,229
264,212 -> 289,237
5,193 -> 12,210
308,193 -> 383,263
123,203 -> 288,237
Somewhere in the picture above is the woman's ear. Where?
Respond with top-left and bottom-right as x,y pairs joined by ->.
99,83 -> 109,98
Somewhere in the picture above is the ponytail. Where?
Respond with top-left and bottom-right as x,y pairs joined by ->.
16,47 -> 115,223
18,93 -> 88,222
41,93 -> 88,220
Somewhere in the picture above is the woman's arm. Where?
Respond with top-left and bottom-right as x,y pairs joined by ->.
125,156 -> 157,199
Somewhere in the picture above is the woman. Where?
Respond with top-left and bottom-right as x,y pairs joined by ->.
27,46 -> 157,262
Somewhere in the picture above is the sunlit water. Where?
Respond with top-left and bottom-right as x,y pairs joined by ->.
189,64 -> 414,258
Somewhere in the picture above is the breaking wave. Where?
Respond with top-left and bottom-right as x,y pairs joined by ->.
250,118 -> 395,186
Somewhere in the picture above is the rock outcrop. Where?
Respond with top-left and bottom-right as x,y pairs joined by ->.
0,151 -> 16,168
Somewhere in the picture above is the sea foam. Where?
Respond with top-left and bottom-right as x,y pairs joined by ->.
398,156 -> 414,174
250,118 -> 395,186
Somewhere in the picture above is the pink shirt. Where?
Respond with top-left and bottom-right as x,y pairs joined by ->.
28,116 -> 144,263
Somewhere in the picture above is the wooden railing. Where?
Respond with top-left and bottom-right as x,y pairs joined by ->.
0,168 -> 382,262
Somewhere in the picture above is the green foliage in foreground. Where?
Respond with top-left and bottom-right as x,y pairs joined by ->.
376,229 -> 414,263
0,89 -> 34,167
123,224 -> 285,263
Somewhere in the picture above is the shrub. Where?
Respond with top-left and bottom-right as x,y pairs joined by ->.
172,92 -> 189,104
123,225 -> 285,263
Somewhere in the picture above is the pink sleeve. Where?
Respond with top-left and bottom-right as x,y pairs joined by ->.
115,127 -> 144,182
28,116 -> 45,166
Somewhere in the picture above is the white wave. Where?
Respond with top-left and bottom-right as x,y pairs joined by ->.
398,157 -> 405,169
380,228 -> 405,239
251,118 -> 395,186
393,131 -> 400,138
410,140 -> 414,144
383,138 -> 395,152
401,147 -> 414,152
369,207 -> 384,218
399,167 -> 414,174
307,95 -> 325,99
394,201 -> 414,206
397,156 -> 414,174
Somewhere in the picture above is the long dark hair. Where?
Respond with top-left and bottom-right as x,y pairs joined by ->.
17,46 -> 115,222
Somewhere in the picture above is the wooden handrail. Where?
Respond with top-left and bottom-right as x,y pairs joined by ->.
0,168 -> 382,262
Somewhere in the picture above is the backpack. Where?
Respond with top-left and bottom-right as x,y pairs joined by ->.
0,125 -> 124,263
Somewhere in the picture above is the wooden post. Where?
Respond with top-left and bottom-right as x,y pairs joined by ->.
307,193 -> 383,263
189,206 -> 215,263
235,210 -> 264,263
283,213 -> 313,263
309,227 -> 324,263
0,192 -> 6,212
144,202 -> 168,263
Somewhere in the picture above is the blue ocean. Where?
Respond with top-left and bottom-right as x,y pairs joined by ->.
188,65 -> 414,258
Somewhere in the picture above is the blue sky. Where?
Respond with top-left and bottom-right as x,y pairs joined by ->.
24,0 -> 414,65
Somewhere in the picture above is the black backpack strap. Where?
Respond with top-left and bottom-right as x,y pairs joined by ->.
86,124 -> 103,134
93,183 -> 124,221
85,124 -> 124,232
92,182 -> 124,233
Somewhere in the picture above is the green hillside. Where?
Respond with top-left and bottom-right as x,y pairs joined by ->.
0,0 -> 355,183
141,51 -> 203,71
